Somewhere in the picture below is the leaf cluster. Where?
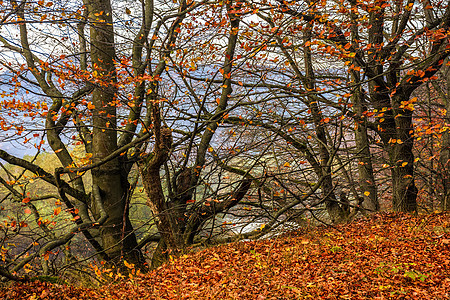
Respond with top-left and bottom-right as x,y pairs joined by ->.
1,212 -> 449,299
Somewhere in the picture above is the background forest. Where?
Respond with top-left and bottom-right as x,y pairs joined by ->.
0,0 -> 450,284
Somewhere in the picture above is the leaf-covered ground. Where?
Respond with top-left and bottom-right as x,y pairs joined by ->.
2,213 -> 450,299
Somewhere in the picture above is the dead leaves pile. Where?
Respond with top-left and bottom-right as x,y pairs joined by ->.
1,212 -> 449,299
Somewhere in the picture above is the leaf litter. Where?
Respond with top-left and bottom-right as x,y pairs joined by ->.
1,212 -> 449,299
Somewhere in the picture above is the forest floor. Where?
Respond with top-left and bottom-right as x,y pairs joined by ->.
1,212 -> 449,299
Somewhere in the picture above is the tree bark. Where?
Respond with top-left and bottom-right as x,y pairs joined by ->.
438,65 -> 450,210
85,0 -> 141,263
388,105 -> 418,212
349,0 -> 378,213
303,23 -> 346,223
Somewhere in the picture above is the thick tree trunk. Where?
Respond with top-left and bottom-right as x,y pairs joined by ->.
151,240 -> 168,269
87,0 -> 141,264
140,166 -> 184,251
439,68 -> 450,210
390,161 -> 418,212
349,3 -> 379,214
369,90 -> 418,212
441,120 -> 450,210
387,99 -> 418,213
440,123 -> 450,211
139,123 -> 186,267
140,166 -> 182,268
364,6 -> 418,213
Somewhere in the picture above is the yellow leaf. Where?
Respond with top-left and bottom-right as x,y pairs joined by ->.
24,263 -> 33,273
364,191 -> 370,196
401,162 -> 408,167
259,224 -> 266,230
123,260 -> 135,269
284,162 -> 290,167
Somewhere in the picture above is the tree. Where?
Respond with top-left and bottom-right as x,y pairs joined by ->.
0,0 -> 265,275
433,62 -> 450,210
341,0 -> 450,212
0,0 -> 207,271
251,0 -> 450,212
1,0 -> 450,281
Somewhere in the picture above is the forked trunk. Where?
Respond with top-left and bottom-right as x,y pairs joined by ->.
87,0 -> 142,265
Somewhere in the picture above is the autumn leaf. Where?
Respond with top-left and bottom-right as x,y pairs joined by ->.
123,260 -> 135,269
3,213 -> 449,300
54,207 -> 61,216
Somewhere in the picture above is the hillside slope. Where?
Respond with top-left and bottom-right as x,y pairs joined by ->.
1,213 -> 449,299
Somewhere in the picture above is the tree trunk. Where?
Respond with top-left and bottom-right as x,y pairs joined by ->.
368,89 -> 418,212
434,64 -> 450,211
139,123 -> 186,267
388,98 -> 418,212
348,7 -> 378,213
440,114 -> 450,211
439,66 -> 450,210
303,23 -> 346,223
87,0 -> 141,264
353,87 -> 378,212
363,5 -> 418,213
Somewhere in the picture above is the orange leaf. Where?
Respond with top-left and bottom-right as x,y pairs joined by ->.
54,207 -> 61,216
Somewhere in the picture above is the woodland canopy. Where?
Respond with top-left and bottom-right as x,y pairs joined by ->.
0,0 -> 449,283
